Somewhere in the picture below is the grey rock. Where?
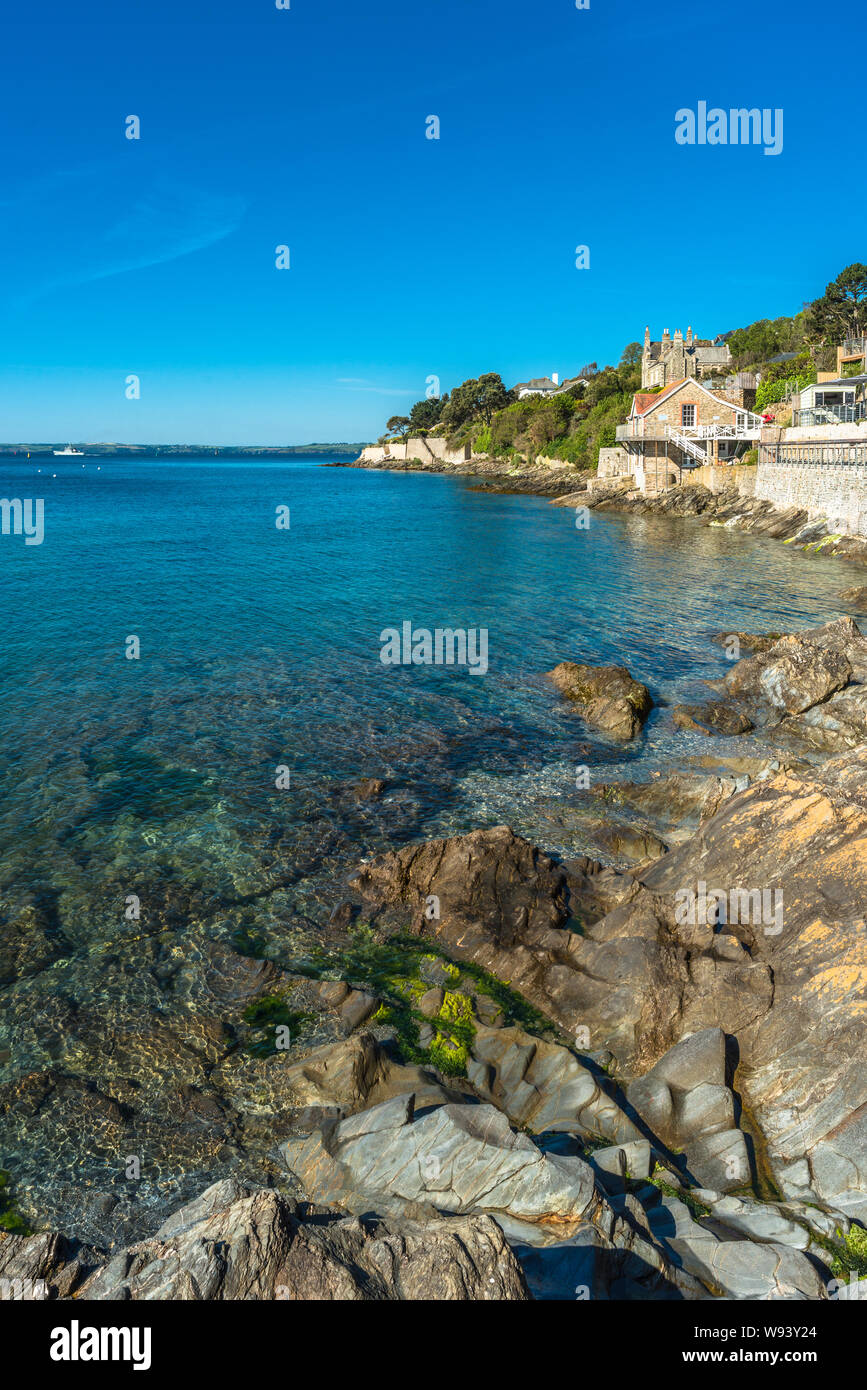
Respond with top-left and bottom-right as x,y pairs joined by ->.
687,1129 -> 751,1193
71,1182 -> 529,1301
677,1082 -> 734,1137
467,1024 -> 643,1146
280,1095 -> 608,1237
649,1029 -> 727,1092
339,989 -> 379,1032
723,621 -> 854,715
590,1140 -> 652,1193
418,987 -> 444,1018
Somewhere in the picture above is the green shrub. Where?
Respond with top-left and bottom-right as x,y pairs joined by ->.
756,369 -> 814,409
474,424 -> 492,454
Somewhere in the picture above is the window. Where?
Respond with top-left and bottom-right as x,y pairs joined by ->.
681,403 -> 696,427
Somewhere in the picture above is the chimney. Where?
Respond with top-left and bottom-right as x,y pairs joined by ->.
662,328 -> 670,344
674,328 -> 683,343
644,326 -> 651,347
686,325 -> 693,344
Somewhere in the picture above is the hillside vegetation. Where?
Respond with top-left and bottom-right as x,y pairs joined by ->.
379,263 -> 867,469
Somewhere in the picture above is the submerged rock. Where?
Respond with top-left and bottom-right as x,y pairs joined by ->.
673,703 -> 754,737
840,586 -> 867,613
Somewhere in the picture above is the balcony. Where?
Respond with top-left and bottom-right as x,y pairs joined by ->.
841,337 -> 866,358
795,404 -> 866,428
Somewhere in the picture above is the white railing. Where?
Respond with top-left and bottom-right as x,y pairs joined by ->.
676,419 -> 763,439
664,426 -> 708,461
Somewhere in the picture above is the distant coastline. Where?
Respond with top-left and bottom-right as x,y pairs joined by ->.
0,442 -> 370,460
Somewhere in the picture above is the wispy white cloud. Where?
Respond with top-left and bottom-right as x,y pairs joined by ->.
0,162 -> 247,304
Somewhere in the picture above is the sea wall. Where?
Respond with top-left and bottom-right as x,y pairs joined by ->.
357,437 -> 470,466
754,461 -> 867,537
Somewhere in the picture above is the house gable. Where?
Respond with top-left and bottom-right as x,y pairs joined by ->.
637,378 -> 743,424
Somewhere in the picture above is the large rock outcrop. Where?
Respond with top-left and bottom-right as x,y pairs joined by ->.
353,824 -> 772,1076
354,745 -> 867,1217
718,617 -> 867,752
0,1178 -> 529,1301
641,746 -> 867,1217
547,662 -> 653,739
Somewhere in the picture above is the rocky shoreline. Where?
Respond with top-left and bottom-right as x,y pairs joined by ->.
3,612 -> 866,1301
327,449 -> 591,498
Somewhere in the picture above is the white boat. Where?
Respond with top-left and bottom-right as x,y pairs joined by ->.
53,445 -> 85,456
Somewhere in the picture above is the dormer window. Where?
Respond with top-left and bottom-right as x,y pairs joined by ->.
681,403 -> 696,427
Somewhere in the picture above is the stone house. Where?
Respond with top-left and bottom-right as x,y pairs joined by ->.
641,326 -> 732,389
616,379 -> 763,492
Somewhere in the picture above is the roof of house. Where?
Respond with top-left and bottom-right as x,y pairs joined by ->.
632,392 -> 663,414
514,377 -> 558,392
632,378 -> 743,418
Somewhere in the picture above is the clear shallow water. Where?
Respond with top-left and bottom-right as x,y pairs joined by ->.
0,452 -> 863,937
3,452 -> 866,1231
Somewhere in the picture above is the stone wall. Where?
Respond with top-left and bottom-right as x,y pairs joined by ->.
356,437 -> 470,466
597,446 -> 631,479
755,462 -> 867,537
689,464 -> 757,496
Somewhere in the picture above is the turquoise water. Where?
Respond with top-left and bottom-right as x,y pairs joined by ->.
0,452 -> 863,933
2,451 -> 865,1235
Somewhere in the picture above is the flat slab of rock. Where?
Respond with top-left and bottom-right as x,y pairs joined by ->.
547,662 -> 652,739
280,1094 -> 608,1238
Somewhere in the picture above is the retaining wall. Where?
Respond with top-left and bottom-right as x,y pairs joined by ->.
754,462 -> 867,537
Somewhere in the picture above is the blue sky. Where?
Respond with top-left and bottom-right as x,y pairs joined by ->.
0,0 -> 863,445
